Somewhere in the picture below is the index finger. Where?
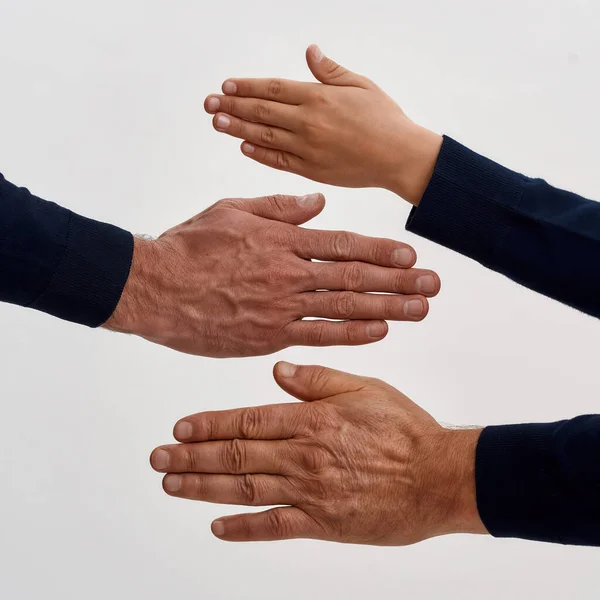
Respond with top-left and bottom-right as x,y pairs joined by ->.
173,403 -> 308,443
222,78 -> 312,105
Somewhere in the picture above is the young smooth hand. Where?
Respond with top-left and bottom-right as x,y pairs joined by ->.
150,363 -> 486,544
105,194 -> 440,357
204,45 -> 443,206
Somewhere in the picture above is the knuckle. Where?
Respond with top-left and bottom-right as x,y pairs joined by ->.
298,447 -> 328,475
260,127 -> 275,144
254,102 -> 270,120
222,439 -> 247,474
236,474 -> 260,505
275,151 -> 291,170
224,96 -> 236,114
393,270 -> 408,291
342,262 -> 364,290
325,61 -> 346,80
307,366 -> 330,391
192,475 -> 208,497
267,78 -> 283,98
331,231 -> 355,259
307,323 -> 327,346
182,448 -> 198,472
333,291 -> 356,319
237,408 -> 261,439
266,510 -> 290,539
265,194 -> 289,214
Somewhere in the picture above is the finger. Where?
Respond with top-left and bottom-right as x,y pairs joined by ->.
212,113 -> 299,153
312,262 -> 441,296
171,403 -> 309,443
273,362 -> 370,402
284,319 -> 388,348
221,193 -> 324,225
162,473 -> 298,506
306,44 -> 370,88
241,142 -> 304,176
204,95 -> 300,130
300,292 -> 429,322
297,228 -> 417,268
150,440 -> 287,475
221,78 -> 311,105
212,507 -> 319,542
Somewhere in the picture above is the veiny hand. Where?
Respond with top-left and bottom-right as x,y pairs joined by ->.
150,363 -> 486,544
105,194 -> 440,357
204,45 -> 443,205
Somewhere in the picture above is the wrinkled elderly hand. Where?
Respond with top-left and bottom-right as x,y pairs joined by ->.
150,363 -> 486,544
204,45 -> 443,206
105,194 -> 440,357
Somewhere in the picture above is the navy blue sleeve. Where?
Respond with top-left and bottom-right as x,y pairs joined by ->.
406,137 -> 600,546
406,136 -> 600,318
476,417 -> 600,546
0,172 -> 133,327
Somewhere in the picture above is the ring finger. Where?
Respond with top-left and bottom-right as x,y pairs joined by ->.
205,95 -> 301,130
162,473 -> 299,506
213,113 -> 300,153
300,291 -> 429,321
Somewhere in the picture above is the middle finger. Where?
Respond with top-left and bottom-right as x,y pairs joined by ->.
150,440 -> 291,475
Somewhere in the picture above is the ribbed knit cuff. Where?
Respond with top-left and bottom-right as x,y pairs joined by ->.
29,211 -> 134,327
406,136 -> 528,268
476,423 -> 564,544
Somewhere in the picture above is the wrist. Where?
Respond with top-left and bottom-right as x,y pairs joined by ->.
423,426 -> 488,538
103,235 -> 158,336
382,123 -> 443,206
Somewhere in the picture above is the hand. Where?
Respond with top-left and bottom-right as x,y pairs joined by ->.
204,45 -> 443,205
150,363 -> 487,544
105,194 -> 440,357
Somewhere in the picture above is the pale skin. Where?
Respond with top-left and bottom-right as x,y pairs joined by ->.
105,193 -> 440,357
151,363 -> 488,544
204,44 -> 443,206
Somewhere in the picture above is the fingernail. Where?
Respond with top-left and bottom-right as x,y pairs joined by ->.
392,248 -> 414,267
242,143 -> 255,154
404,299 -> 424,317
212,521 -> 226,537
174,421 -> 193,440
222,81 -> 237,94
216,115 -> 231,130
164,474 -> 182,493
367,322 -> 386,338
151,449 -> 170,470
206,97 -> 220,112
278,361 -> 298,377
297,193 -> 320,207
416,275 -> 437,294
313,45 -> 324,62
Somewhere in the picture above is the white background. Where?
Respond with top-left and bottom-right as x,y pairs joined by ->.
1,0 -> 599,598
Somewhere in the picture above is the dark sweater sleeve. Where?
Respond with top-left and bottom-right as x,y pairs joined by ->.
0,172 -> 133,327
406,136 -> 600,318
476,417 -> 600,546
406,138 -> 600,545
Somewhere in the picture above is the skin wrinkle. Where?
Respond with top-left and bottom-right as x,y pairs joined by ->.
153,364 -> 486,544
105,195 -> 438,357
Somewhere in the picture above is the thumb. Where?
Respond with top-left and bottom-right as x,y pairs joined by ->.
273,362 -> 369,402
223,193 -> 325,225
306,44 -> 367,87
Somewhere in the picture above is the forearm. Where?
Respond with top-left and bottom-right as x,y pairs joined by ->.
0,173 -> 133,326
400,134 -> 600,318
